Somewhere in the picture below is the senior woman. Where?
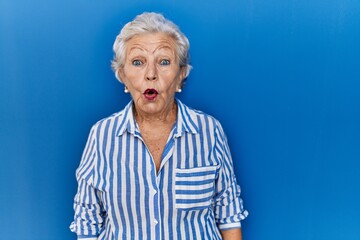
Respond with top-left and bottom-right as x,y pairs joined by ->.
70,12 -> 248,239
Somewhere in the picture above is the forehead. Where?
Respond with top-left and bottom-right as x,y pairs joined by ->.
125,33 -> 177,55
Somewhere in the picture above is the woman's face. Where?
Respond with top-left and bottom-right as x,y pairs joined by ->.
119,32 -> 185,117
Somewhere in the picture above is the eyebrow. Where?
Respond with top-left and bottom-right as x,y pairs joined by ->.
128,44 -> 174,55
128,46 -> 146,53
154,45 -> 173,53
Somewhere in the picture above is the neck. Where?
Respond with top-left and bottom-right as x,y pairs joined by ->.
134,100 -> 177,125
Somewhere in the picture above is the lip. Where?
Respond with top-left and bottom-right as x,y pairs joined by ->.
143,88 -> 158,101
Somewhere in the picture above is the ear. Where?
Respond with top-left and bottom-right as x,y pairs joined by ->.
117,68 -> 126,84
180,66 -> 187,79
178,66 -> 187,87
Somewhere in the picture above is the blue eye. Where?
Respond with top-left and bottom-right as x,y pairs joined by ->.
132,60 -> 142,66
160,59 -> 170,65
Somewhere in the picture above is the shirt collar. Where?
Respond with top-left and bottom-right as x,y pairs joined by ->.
116,100 -> 138,137
174,99 -> 199,137
116,99 -> 199,137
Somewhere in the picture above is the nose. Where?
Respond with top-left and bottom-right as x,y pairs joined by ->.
145,62 -> 157,81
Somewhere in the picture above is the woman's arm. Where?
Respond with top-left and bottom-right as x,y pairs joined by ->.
212,121 -> 248,237
70,125 -> 105,238
221,228 -> 242,240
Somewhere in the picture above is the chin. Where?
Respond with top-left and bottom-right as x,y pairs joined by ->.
144,104 -> 164,114
135,101 -> 161,113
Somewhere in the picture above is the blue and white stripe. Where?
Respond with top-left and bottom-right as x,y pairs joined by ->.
70,99 -> 248,239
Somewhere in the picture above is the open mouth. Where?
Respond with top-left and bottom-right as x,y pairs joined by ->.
143,88 -> 158,100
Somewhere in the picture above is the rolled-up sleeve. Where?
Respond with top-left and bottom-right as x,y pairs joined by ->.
213,122 -> 248,230
70,126 -> 105,238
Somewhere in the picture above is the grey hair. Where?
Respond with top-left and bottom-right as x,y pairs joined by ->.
111,12 -> 192,84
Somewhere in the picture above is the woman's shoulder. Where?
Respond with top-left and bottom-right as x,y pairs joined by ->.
178,100 -> 223,130
90,101 -> 133,131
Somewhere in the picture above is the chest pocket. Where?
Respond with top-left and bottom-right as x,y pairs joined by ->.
175,165 -> 218,210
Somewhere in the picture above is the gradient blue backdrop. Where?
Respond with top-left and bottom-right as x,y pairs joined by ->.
1,0 -> 359,239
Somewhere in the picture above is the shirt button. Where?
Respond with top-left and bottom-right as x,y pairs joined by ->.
153,189 -> 157,194
154,219 -> 158,225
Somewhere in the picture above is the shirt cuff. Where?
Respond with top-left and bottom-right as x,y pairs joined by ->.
218,221 -> 242,230
78,236 -> 98,240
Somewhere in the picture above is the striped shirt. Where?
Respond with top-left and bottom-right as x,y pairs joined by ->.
70,99 -> 248,239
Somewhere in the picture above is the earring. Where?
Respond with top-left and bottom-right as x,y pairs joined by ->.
124,86 -> 129,93
177,88 -> 182,93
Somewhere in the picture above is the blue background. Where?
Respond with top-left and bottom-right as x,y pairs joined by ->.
1,0 -> 360,239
